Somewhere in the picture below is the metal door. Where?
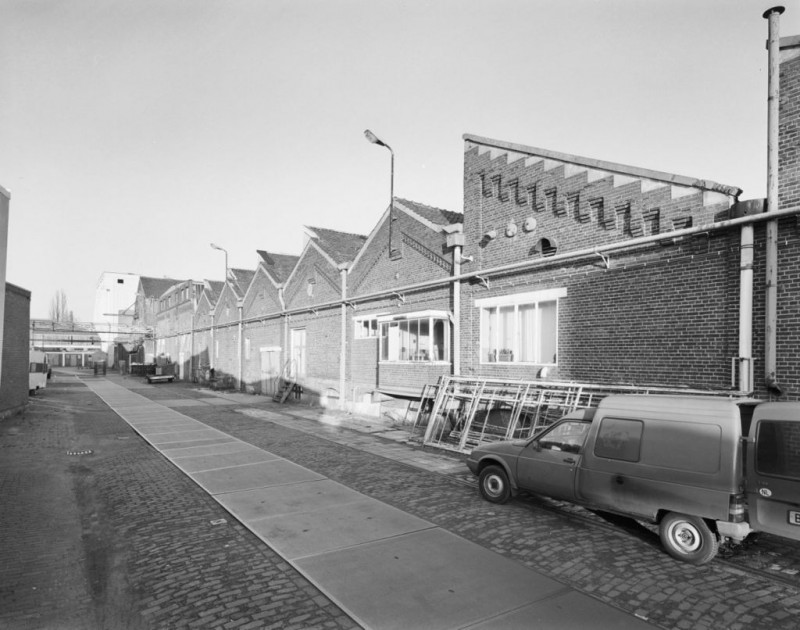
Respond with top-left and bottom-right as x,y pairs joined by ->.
746,402 -> 800,541
259,348 -> 280,396
290,329 -> 306,379
516,420 -> 589,501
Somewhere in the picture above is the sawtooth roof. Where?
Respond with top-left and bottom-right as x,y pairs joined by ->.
394,198 -> 462,227
305,227 -> 367,265
257,251 -> 300,284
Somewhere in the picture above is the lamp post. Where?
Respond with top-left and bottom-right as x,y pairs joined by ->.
210,243 -> 228,281
364,129 -> 396,256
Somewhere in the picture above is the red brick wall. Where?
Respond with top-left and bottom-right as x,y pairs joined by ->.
779,48 -> 800,211
1,283 -> 31,417
461,147 -> 732,272
348,212 -> 455,397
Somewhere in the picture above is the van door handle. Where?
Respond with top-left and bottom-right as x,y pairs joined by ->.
615,475 -> 624,485
563,457 -> 576,464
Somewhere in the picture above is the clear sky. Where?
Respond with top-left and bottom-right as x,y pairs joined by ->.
2,0 -> 799,320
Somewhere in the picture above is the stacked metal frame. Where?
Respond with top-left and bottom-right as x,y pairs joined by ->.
417,376 -> 742,454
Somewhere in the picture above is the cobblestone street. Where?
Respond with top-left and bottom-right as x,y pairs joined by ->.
3,372 -> 800,629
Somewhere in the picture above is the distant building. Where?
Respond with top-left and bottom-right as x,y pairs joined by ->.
30,319 -> 102,368
93,272 -> 140,352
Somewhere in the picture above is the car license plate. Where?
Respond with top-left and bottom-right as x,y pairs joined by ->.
790,510 -> 800,526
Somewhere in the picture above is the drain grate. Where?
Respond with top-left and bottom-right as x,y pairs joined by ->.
67,449 -> 93,456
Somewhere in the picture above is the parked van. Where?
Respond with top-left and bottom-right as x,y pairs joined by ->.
29,350 -> 50,394
467,395 -> 800,564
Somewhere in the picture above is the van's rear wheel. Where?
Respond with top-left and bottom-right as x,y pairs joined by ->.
659,512 -> 718,565
478,465 -> 511,504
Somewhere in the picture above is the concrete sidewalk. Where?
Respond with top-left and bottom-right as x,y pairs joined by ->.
84,376 -> 653,630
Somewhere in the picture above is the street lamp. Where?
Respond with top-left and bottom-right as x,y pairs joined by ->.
364,129 -> 396,256
210,243 -> 228,281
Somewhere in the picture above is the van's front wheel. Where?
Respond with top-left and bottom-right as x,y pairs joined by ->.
659,512 -> 718,565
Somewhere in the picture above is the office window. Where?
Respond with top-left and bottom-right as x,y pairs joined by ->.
477,288 -> 564,365
354,315 -> 382,339
379,312 -> 449,362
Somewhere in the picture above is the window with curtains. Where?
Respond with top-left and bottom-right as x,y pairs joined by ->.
477,288 -> 565,365
379,312 -> 450,362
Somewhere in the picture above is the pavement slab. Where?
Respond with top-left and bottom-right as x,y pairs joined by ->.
190,458 -> 326,494
295,528 -> 568,630
82,378 -> 656,630
248,497 -> 435,561
215,479 -> 368,521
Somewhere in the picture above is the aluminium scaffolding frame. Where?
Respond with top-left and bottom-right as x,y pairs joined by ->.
416,375 -> 744,454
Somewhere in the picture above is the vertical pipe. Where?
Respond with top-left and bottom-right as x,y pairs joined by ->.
237,304 -> 243,391
739,224 -> 754,392
763,6 -> 784,394
453,246 -> 462,376
339,266 -> 348,410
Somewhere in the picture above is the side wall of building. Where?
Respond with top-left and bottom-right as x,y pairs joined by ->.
1,283 -> 31,418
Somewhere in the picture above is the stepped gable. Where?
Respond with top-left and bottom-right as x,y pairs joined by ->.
140,276 -> 184,299
464,133 -> 741,208
305,226 -> 367,265
394,198 -> 463,228
257,250 -> 299,284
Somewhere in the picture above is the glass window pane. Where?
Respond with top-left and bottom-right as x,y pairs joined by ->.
540,300 -> 557,364
518,304 -> 536,362
419,319 -> 430,361
433,319 -> 445,361
481,308 -> 496,362
380,323 -> 388,359
499,306 -> 514,362
409,319 -> 419,360
594,418 -> 643,462
757,421 -> 800,479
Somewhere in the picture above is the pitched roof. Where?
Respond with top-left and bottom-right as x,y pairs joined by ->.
257,251 -> 299,284
140,276 -> 184,299
395,198 -> 462,227
200,280 -> 225,304
229,268 -> 256,298
305,227 -> 367,265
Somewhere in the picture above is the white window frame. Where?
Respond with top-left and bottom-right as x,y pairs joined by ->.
476,288 -> 566,366
377,310 -> 451,363
353,313 -> 387,339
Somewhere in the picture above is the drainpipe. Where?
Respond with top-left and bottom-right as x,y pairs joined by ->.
731,200 -> 763,392
278,286 -> 287,371
209,312 -> 215,371
445,227 -> 466,376
339,264 -> 348,410
764,6 -> 784,395
237,300 -> 244,391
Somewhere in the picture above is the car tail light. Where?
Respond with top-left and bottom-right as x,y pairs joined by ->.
729,493 -> 746,522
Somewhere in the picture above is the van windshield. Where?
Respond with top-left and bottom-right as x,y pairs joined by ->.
756,420 -> 800,480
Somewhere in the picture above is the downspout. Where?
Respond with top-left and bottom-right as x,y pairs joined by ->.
237,300 -> 244,391
278,286 -> 288,371
210,312 -> 215,371
445,227 -> 466,376
732,200 -> 761,392
764,6 -> 784,395
339,264 -> 348,410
